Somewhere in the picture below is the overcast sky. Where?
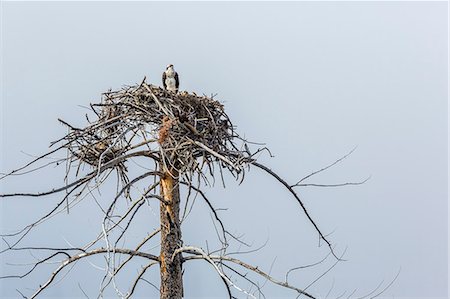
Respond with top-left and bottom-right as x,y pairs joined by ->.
1,2 -> 448,299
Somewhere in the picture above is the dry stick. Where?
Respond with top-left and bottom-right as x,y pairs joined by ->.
324,278 -> 335,299
354,280 -> 385,299
294,177 -> 370,188
285,250 -> 332,283
95,126 -> 136,178
357,268 -> 401,299
28,248 -> 159,299
127,138 -> 158,151
221,263 -> 264,299
175,246 -> 257,299
113,229 -> 161,275
0,158 -> 65,177
180,180 -> 194,222
105,171 -> 160,217
301,247 -> 348,295
100,179 -> 161,287
1,168 -> 156,251
192,140 -> 238,171
180,246 -> 316,299
144,85 -> 172,116
294,146 -> 357,185
0,143 -> 68,180
100,229 -> 161,293
250,162 -> 340,260
113,193 -> 165,247
0,183 -> 86,253
0,242 -> 86,253
0,150 -> 157,199
69,110 -> 126,135
0,172 -> 94,198
335,290 -> 348,299
124,261 -> 159,299
113,200 -> 146,247
0,251 -> 70,279
63,182 -> 161,257
346,288 -> 358,299
226,237 -> 269,256
179,182 -> 227,245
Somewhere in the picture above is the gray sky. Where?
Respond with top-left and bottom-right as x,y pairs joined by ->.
1,2 -> 448,298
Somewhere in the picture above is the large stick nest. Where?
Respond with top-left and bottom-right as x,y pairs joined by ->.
59,80 -> 261,184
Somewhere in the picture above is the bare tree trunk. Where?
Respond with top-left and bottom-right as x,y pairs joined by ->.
159,165 -> 183,298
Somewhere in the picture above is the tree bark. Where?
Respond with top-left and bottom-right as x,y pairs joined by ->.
159,167 -> 183,299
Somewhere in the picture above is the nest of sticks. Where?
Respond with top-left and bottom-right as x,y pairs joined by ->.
58,80 -> 260,184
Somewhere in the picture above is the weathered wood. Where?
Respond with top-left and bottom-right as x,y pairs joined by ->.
159,115 -> 183,299
159,168 -> 183,299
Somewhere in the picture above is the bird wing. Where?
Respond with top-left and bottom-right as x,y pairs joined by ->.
162,72 -> 167,89
175,72 -> 179,89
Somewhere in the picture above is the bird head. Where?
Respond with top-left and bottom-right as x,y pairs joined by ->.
166,64 -> 174,70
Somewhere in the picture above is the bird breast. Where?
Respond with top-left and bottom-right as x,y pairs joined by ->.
165,77 -> 177,89
165,69 -> 176,78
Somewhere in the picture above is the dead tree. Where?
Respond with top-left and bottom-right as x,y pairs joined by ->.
0,79 -> 396,298
158,117 -> 183,299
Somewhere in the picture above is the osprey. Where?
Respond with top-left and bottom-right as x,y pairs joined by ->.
162,64 -> 179,93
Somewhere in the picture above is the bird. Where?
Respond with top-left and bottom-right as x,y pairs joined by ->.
162,64 -> 179,93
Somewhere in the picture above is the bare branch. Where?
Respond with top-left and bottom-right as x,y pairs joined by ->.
293,177 -> 370,188
251,162 -> 340,260
125,261 -> 159,299
1,80 -> 385,299
176,246 -> 258,298
181,246 -> 317,299
28,248 -> 159,299
294,147 -> 358,185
